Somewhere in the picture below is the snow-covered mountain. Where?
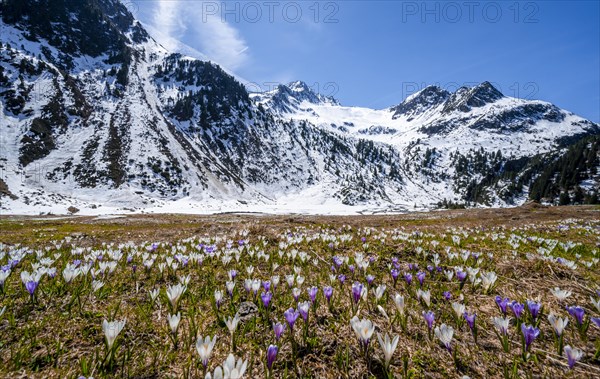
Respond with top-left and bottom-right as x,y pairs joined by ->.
0,0 -> 598,215
250,80 -> 340,114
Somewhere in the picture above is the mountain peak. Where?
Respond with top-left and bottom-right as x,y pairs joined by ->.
391,85 -> 450,120
442,81 -> 504,114
287,80 -> 311,92
470,81 -> 504,102
250,80 -> 339,113
285,81 -> 340,105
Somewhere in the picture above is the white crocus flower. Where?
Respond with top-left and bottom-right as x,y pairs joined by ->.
251,279 -> 261,294
214,290 -> 224,305
444,270 -> 454,281
285,274 -> 295,287
91,280 -> 104,292
62,267 -> 79,283
492,316 -> 511,335
271,275 -> 280,288
350,316 -> 375,345
551,287 -> 572,301
547,313 -> 569,336
243,279 -> 252,292
377,305 -> 389,319
377,332 -> 399,368
590,296 -> 600,313
196,335 -> 217,367
393,294 -> 406,315
166,283 -> 186,311
149,288 -> 160,303
222,353 -> 248,379
416,289 -> 431,307
0,269 -> 11,287
179,274 -> 191,286
168,312 -> 181,334
373,284 -> 386,302
452,302 -> 466,319
102,319 -> 126,349
225,314 -> 240,335
480,271 -> 498,293
226,281 -> 235,294
434,323 -> 454,350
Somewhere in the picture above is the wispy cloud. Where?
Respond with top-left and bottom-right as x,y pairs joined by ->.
150,0 -> 249,71
151,0 -> 186,51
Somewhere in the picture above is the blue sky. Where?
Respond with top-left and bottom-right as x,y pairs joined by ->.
132,1 -> 599,121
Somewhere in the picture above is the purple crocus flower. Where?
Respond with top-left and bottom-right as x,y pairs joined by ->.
391,257 -> 400,269
521,324 -> 540,351
564,346 -> 583,369
338,274 -> 346,285
266,344 -> 278,370
464,312 -> 476,330
273,322 -> 286,341
307,286 -> 318,304
456,270 -> 467,282
510,302 -> 525,319
366,275 -> 375,285
590,317 -> 600,328
262,280 -> 271,292
416,271 -> 426,287
423,311 -> 435,330
298,302 -> 309,321
333,256 -> 343,267
323,286 -> 333,303
495,296 -> 510,315
127,255 -> 133,264
261,292 -> 273,309
426,265 -> 434,273
443,291 -> 451,301
390,269 -> 399,283
131,265 -> 137,273
404,273 -> 412,285
526,300 -> 541,320
284,308 -> 299,331
361,237 -> 366,243
351,282 -> 363,304
25,280 -> 38,296
348,265 -> 355,274
566,306 -> 585,326
408,263 -> 418,271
